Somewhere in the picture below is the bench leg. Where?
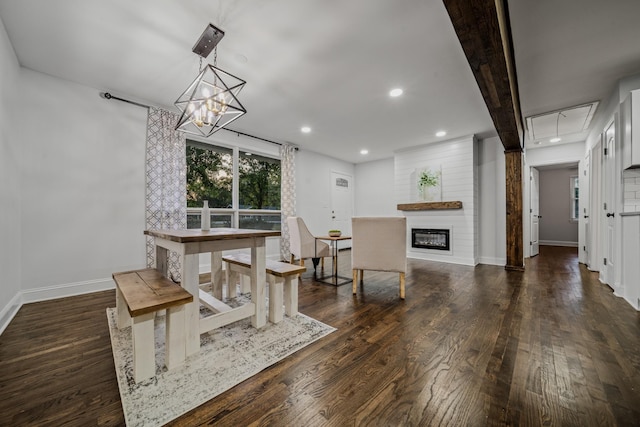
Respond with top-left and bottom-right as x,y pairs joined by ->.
268,276 -> 284,324
250,243 -> 267,329
240,274 -> 250,294
115,286 -> 131,329
132,312 -> 155,383
165,305 -> 186,370
225,266 -> 238,299
284,275 -> 298,317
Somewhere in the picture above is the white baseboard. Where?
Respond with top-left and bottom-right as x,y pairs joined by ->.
478,257 -> 506,266
0,292 -> 23,336
407,253 -> 477,266
539,240 -> 578,247
20,278 -> 115,305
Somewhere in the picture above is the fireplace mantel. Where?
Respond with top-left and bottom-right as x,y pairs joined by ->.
397,201 -> 463,211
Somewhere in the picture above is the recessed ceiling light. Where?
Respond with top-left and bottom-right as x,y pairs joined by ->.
435,130 -> 447,137
389,88 -> 403,97
550,137 -> 561,143
360,149 -> 369,155
301,126 -> 311,133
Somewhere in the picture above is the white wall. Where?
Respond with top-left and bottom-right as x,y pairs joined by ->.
539,168 -> 579,245
395,135 -> 478,265
354,158 -> 396,216
0,16 -> 22,332
525,141 -> 585,167
295,150 -> 355,236
17,69 -> 149,300
477,137 -> 506,265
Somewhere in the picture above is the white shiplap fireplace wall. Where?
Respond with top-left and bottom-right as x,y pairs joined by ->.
394,135 -> 478,265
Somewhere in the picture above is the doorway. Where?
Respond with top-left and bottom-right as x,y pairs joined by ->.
330,171 -> 353,250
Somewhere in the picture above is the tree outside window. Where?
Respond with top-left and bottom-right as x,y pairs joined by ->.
186,141 -> 232,208
185,140 -> 281,230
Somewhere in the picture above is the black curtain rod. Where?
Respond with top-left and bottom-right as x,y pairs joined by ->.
101,92 -> 295,149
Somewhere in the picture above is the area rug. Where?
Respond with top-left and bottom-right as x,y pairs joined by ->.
107,299 -> 335,427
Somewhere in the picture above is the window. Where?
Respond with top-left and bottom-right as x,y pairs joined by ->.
570,175 -> 579,221
186,140 -> 281,230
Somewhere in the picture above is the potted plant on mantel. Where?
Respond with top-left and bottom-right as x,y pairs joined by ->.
418,168 -> 441,202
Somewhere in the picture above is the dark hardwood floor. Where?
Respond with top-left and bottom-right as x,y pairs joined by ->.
1,246 -> 639,426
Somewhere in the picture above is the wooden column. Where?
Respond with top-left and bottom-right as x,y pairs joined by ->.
443,0 -> 525,270
505,150 -> 524,270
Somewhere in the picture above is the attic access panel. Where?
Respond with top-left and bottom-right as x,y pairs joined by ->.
526,102 -> 599,142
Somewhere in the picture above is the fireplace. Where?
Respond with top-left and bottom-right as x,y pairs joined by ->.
412,228 -> 450,251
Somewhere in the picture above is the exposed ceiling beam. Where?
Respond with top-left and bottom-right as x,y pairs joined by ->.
443,0 -> 523,152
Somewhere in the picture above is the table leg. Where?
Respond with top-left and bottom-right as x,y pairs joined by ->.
182,252 -> 200,356
250,238 -> 266,328
333,240 -> 338,285
211,251 -> 223,299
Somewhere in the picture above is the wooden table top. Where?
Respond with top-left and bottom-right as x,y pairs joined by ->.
144,228 -> 281,243
315,235 -> 352,241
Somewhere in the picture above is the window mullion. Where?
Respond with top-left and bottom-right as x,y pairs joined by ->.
232,147 -> 240,227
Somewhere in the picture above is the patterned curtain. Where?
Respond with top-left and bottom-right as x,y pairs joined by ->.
280,144 -> 297,261
145,107 -> 187,281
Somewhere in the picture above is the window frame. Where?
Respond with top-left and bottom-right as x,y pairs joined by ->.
570,175 -> 579,222
185,138 -> 282,230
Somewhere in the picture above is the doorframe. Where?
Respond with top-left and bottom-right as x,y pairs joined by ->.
524,158 -> 582,259
600,115 -> 621,291
589,137 -> 603,272
578,154 -> 590,265
529,167 -> 540,257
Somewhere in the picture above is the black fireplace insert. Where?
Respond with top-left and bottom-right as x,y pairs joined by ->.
412,228 -> 450,251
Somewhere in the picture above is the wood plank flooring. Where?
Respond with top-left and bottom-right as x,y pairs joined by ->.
1,246 -> 639,426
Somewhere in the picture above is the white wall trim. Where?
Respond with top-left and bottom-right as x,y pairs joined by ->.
540,240 -> 578,247
622,294 -> 640,311
478,257 -> 506,266
0,292 -> 23,336
21,278 -> 115,305
407,254 -> 478,266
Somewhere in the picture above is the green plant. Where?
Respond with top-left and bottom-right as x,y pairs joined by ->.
418,169 -> 439,189
329,229 -> 341,233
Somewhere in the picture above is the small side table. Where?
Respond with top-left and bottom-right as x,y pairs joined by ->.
314,235 -> 352,286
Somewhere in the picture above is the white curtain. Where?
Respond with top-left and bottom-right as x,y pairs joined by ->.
145,107 -> 187,281
280,144 -> 297,261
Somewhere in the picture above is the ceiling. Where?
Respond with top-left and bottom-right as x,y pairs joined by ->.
1,0 -> 640,163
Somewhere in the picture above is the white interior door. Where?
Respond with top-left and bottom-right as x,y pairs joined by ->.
603,120 -> 616,285
331,172 -> 353,248
530,167 -> 540,257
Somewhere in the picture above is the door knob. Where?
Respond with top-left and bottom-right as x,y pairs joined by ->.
584,215 -> 589,218
606,212 -> 615,217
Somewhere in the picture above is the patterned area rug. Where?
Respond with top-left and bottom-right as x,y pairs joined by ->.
107,300 -> 335,427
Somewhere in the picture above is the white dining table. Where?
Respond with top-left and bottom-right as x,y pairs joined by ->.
144,228 -> 281,357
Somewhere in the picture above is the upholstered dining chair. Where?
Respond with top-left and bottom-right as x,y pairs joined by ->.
351,216 -> 407,299
287,216 -> 332,271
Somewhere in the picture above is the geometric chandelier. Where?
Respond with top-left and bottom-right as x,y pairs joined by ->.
175,24 -> 247,137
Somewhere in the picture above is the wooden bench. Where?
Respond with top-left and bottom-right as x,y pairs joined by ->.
222,254 -> 306,323
112,268 -> 193,383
